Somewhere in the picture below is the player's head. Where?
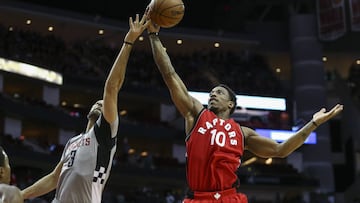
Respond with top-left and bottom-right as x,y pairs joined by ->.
87,100 -> 103,121
208,84 -> 237,115
0,146 -> 11,184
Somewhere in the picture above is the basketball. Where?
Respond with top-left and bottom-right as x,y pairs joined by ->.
148,0 -> 185,28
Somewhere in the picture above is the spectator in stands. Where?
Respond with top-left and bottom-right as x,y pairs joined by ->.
21,14 -> 150,203
0,146 -> 24,203
0,21 -> 285,99
147,21 -> 344,203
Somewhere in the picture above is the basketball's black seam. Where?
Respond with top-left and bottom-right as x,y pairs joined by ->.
159,4 -> 184,19
157,0 -> 166,12
152,0 -> 184,27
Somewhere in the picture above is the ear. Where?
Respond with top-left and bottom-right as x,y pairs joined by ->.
228,101 -> 234,110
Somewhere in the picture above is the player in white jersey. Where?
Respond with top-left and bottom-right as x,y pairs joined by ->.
0,147 -> 11,185
21,13 -> 150,203
0,146 -> 24,203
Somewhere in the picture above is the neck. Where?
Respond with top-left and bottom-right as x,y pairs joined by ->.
212,110 -> 230,120
0,177 -> 9,185
85,119 -> 96,133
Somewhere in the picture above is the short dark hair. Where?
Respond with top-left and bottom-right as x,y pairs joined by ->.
218,84 -> 237,115
0,146 -> 5,167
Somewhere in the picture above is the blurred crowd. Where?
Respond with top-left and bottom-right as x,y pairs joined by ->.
0,24 -> 286,97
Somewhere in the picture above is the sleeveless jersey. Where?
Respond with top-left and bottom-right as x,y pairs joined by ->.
186,109 -> 245,192
52,115 -> 118,203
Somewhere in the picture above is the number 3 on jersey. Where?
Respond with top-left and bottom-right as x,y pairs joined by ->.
68,150 -> 77,167
210,129 -> 238,147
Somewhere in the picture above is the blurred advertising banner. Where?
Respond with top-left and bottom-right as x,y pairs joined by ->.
349,0 -> 360,31
317,0 -> 347,40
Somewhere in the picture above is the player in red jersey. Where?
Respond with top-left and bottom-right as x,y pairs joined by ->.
147,22 -> 343,202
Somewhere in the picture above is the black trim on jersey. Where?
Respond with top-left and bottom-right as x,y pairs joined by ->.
239,124 -> 246,148
93,114 -> 117,180
185,108 -> 206,142
94,115 -> 116,148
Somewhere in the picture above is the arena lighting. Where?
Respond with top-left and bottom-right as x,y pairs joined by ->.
255,129 -> 317,144
265,158 -> 272,165
241,157 -> 257,166
189,91 -> 286,111
0,57 -> 63,85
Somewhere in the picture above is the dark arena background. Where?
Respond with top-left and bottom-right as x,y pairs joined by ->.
0,0 -> 359,202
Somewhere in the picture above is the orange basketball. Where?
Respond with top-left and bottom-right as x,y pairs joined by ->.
149,0 -> 185,28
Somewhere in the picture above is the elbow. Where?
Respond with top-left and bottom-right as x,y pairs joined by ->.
277,152 -> 289,158
266,144 -> 289,158
275,146 -> 292,158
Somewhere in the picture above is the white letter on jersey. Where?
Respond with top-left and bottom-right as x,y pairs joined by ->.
198,127 -> 207,135
228,131 -> 236,138
224,123 -> 232,131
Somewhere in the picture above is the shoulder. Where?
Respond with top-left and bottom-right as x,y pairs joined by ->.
96,114 -> 119,128
67,133 -> 83,142
240,126 -> 257,138
0,184 -> 23,203
189,108 -> 208,122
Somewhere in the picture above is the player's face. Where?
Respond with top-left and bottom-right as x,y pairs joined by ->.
0,150 -> 11,184
208,86 -> 232,113
87,100 -> 103,120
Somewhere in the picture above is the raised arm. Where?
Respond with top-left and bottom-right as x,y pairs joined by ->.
147,23 -> 203,133
102,14 -> 150,124
21,161 -> 63,200
244,104 -> 343,158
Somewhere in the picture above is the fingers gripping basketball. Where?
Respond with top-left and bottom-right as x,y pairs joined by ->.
149,0 -> 185,28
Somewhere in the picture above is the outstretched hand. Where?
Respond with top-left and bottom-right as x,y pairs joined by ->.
312,104 -> 343,126
125,13 -> 151,43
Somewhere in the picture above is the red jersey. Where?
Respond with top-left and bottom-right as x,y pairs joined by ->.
186,109 -> 245,192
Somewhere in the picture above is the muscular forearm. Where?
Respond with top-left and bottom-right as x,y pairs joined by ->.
247,105 -> 343,158
148,33 -> 197,117
149,34 -> 174,76
21,173 -> 57,199
278,120 -> 317,157
105,42 -> 132,91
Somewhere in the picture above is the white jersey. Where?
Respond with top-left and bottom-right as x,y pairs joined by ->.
52,115 -> 118,203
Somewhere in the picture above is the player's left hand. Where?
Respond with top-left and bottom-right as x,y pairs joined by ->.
312,104 -> 343,126
125,13 -> 150,43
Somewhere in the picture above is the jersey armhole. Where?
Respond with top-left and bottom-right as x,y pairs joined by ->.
185,108 -> 206,142
239,124 -> 246,149
94,114 -> 117,148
